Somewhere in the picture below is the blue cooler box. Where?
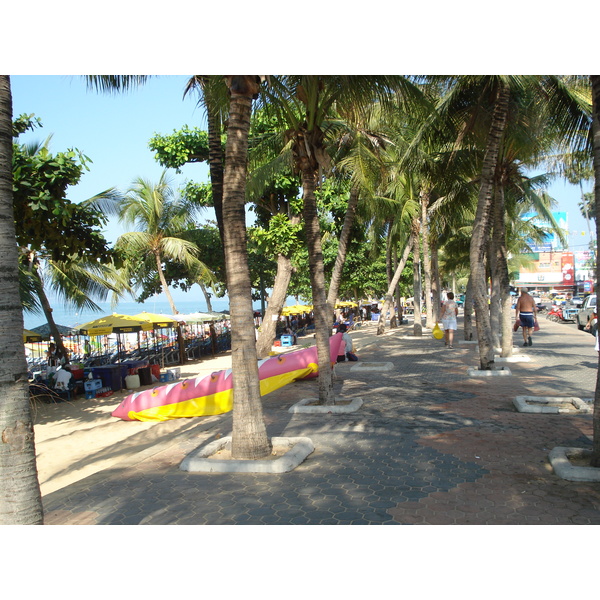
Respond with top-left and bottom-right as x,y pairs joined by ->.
280,335 -> 294,347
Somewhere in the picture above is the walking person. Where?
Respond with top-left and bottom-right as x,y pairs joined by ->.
440,292 -> 459,349
515,287 -> 537,347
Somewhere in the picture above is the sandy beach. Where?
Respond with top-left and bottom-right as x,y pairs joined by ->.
32,350 -> 235,495
32,324 -> 383,496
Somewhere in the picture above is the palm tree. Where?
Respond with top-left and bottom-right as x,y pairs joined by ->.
23,252 -> 129,341
221,76 -> 271,459
474,77 -> 587,367
115,172 -> 212,315
0,75 -> 44,524
261,76 -> 423,404
85,74 -> 272,462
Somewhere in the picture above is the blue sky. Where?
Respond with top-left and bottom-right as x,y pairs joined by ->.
11,75 -> 212,245
12,74 -> 595,251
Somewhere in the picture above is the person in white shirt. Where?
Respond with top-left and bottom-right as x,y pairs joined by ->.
54,366 -> 72,391
441,292 -> 459,349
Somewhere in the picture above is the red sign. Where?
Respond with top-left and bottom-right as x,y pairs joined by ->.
561,252 -> 574,286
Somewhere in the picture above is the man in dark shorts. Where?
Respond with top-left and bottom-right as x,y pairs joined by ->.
515,287 -> 537,347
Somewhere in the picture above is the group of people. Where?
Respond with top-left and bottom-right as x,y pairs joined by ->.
438,287 -> 540,350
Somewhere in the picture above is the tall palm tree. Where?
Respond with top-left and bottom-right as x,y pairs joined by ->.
261,76 -> 424,404
0,75 -> 43,524
86,74 -> 272,462
222,75 -> 271,459
115,172 -> 212,315
435,76 -> 591,368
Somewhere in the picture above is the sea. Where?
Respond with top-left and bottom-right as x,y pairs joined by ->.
23,293 -> 297,331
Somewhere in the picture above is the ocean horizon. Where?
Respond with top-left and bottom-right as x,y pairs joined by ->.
23,293 -> 300,331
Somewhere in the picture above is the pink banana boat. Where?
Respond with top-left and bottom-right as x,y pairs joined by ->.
112,333 -> 344,421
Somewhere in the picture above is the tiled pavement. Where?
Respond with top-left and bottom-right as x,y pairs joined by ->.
41,316 -> 600,525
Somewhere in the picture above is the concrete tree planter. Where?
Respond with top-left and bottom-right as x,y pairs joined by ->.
467,367 -> 512,377
288,397 -> 364,414
513,396 -> 592,414
180,436 -> 314,473
548,447 -> 600,482
350,362 -> 394,372
495,355 -> 531,363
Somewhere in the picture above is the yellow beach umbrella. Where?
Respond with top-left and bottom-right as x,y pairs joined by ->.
335,301 -> 358,308
133,312 -> 178,328
281,304 -> 313,316
78,313 -> 154,336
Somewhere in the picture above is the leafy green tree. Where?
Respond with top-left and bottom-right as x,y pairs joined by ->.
250,203 -> 303,358
12,117 -> 122,359
149,125 -> 211,169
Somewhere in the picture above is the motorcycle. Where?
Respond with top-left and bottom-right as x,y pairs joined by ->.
545,304 -> 576,323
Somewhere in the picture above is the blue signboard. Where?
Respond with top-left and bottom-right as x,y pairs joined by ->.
522,211 -> 568,251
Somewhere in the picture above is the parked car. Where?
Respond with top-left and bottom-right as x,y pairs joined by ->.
571,296 -> 585,307
576,294 -> 597,333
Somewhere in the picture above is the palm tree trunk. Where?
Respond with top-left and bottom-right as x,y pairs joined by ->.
205,81 -> 226,247
377,234 -> 414,335
326,184 -> 360,306
389,246 -> 398,328
590,74 -> 600,467
31,265 -> 69,363
421,189 -> 434,329
488,236 -> 501,350
492,183 -> 513,357
431,239 -> 441,323
412,222 -> 423,336
155,251 -> 178,315
393,247 -> 401,328
223,76 -> 270,459
255,253 -> 294,359
200,283 -> 213,312
470,80 -> 510,370
463,274 -> 474,341
301,167 -> 334,405
0,75 -> 44,525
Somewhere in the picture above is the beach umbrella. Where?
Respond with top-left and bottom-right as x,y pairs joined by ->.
335,301 -> 358,309
78,313 -> 154,336
79,314 -> 155,362
23,329 -> 43,343
31,323 -> 79,339
281,304 -> 313,316
134,312 -> 180,362
133,312 -> 178,328
173,312 -> 221,323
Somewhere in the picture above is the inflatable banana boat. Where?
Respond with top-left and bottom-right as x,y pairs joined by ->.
111,333 -> 344,421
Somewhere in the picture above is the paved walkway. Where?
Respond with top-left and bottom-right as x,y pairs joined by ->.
41,316 -> 600,525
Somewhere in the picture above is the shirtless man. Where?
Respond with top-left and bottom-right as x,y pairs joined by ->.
515,287 -> 537,347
